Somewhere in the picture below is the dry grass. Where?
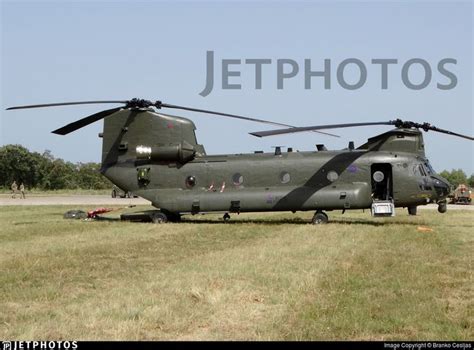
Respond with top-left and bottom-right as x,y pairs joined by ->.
0,205 -> 472,340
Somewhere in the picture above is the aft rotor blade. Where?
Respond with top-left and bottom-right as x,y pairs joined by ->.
52,107 -> 123,135
250,121 -> 394,138
7,100 -> 127,110
159,103 -> 339,138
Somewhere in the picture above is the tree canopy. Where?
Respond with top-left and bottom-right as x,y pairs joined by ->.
0,144 -> 111,190
438,169 -> 472,188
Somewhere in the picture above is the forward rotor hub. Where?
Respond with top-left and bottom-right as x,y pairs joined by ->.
392,119 -> 433,131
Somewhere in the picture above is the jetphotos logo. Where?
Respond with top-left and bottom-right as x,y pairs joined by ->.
199,50 -> 457,97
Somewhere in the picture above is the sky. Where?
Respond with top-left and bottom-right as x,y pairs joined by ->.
1,0 -> 473,174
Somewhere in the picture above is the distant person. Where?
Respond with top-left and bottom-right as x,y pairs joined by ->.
11,181 -> 18,199
20,182 -> 26,199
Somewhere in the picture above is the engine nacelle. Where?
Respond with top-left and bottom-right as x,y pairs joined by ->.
136,141 -> 196,163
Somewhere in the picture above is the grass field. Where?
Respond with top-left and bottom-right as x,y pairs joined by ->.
0,205 -> 472,340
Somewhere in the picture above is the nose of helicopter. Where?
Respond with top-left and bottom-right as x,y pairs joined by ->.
431,175 -> 451,200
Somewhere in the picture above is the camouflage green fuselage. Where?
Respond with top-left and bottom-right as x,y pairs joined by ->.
100,109 -> 449,214
104,150 -> 438,213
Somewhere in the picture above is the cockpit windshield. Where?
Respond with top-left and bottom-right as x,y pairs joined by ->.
412,160 -> 436,177
424,161 -> 436,175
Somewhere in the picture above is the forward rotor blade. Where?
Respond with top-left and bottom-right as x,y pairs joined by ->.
52,107 -> 123,135
7,101 -> 127,110
391,119 -> 474,141
425,126 -> 474,141
159,103 -> 339,138
250,121 -> 394,138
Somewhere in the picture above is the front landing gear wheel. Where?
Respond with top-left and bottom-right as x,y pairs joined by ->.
223,213 -> 231,222
151,212 -> 168,224
438,201 -> 447,213
408,206 -> 417,215
312,211 -> 328,224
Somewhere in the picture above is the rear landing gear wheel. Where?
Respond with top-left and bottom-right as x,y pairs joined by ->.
408,206 -> 417,216
312,211 -> 328,224
223,213 -> 231,222
151,212 -> 168,224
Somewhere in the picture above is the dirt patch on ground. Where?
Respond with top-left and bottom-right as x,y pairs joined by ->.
0,194 -> 150,206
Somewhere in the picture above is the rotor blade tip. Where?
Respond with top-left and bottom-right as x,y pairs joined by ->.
51,129 -> 66,135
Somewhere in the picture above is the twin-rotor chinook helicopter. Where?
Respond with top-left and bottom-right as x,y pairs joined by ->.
7,98 -> 473,223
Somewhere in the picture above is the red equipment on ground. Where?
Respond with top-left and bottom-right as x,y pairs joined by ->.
87,207 -> 115,218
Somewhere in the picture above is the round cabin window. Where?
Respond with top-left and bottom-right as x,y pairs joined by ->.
186,175 -> 197,188
327,171 -> 338,182
280,171 -> 291,184
373,171 -> 385,183
232,173 -> 244,186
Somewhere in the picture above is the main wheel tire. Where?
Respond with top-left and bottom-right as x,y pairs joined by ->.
312,212 -> 328,224
151,212 -> 168,224
111,190 -> 117,198
223,213 -> 231,222
167,212 -> 182,223
408,206 -> 417,215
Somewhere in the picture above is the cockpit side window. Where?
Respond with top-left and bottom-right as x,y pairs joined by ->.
418,165 -> 426,177
413,165 -> 420,176
413,163 -> 430,177
423,164 -> 431,175
424,161 -> 435,175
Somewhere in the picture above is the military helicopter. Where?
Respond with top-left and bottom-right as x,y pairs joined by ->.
7,98 -> 473,224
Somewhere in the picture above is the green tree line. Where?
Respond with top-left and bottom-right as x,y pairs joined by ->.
439,169 -> 474,189
0,144 -> 112,190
